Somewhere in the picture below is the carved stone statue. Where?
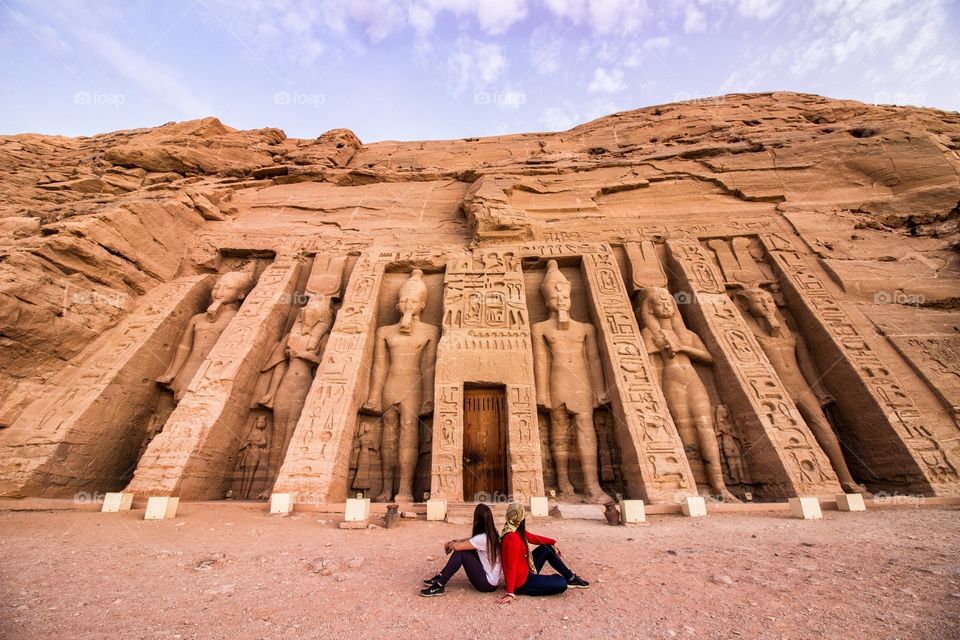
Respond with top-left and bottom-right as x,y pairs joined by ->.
238,415 -> 268,499
637,287 -> 739,502
532,260 -> 610,503
157,270 -> 256,402
734,287 -> 866,494
714,404 -> 748,485
362,269 -> 439,503
350,419 -> 380,496
257,294 -> 334,490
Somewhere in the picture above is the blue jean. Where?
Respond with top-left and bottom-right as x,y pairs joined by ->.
515,545 -> 572,596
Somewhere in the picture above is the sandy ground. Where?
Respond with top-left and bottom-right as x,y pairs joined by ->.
1,503 -> 958,640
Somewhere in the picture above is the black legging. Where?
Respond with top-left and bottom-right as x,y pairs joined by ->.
438,550 -> 497,592
515,545 -> 573,596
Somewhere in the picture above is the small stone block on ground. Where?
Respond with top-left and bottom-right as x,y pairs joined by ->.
530,496 -> 549,517
144,496 -> 179,520
426,499 -> 447,521
338,521 -> 367,529
789,496 -> 823,519
269,493 -> 294,514
681,497 -> 707,517
836,493 -> 866,512
620,499 -> 646,523
101,492 -> 133,512
551,504 -> 605,520
344,498 -> 370,522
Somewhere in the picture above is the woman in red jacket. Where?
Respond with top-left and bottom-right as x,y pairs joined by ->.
496,502 -> 589,604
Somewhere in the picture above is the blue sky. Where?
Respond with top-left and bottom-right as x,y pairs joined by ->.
2,0 -> 958,142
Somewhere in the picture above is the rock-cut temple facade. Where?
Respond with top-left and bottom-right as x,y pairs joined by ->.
1,92 -> 958,507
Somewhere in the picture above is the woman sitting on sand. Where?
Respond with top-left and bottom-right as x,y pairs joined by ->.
497,502 -> 590,604
420,503 -> 502,597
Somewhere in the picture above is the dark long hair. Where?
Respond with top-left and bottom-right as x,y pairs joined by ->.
472,504 -> 500,566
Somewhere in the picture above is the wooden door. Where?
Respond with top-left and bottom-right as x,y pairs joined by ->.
462,387 -> 507,501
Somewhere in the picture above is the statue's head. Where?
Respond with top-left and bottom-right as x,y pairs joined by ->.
300,294 -> 333,323
540,260 -> 572,325
208,271 -> 256,318
642,287 -> 676,320
254,415 -> 267,429
396,269 -> 428,333
736,287 -> 780,329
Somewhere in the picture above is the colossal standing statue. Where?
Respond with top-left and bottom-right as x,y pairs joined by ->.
532,260 -> 610,503
637,287 -> 739,502
157,270 -> 256,402
258,294 -> 334,490
734,287 -> 866,494
362,270 -> 439,503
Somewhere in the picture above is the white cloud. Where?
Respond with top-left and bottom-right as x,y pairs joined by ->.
446,37 -> 507,97
588,67 -> 627,93
474,0 -> 528,35
684,5 -> 707,33
542,106 -> 577,130
737,0 -> 783,20
544,0 -> 648,35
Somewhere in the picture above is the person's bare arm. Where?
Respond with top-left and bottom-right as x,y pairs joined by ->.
362,329 -> 388,413
420,327 -> 439,415
157,316 -> 196,384
678,330 -> 713,365
584,324 -> 609,405
532,325 -> 552,411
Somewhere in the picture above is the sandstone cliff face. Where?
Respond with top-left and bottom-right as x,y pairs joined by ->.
1,92 -> 957,501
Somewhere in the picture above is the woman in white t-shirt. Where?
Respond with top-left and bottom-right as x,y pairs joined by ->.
421,504 -> 502,597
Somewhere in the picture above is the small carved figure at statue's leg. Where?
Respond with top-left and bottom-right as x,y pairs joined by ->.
695,416 -> 740,503
549,408 -> 577,499
574,412 -> 608,503
395,404 -> 418,503
376,407 -> 400,502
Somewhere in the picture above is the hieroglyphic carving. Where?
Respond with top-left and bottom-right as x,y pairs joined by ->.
761,235 -> 960,493
667,238 -> 841,497
127,256 -> 303,499
880,330 -> 960,427
580,243 -> 698,503
535,217 -> 783,244
272,251 -> 393,503
430,247 -> 543,501
0,275 -> 214,498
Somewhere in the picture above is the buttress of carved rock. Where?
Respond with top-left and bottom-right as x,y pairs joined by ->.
532,260 -> 611,504
667,238 -> 841,498
361,269 -> 439,503
157,269 -> 257,403
431,248 -> 544,502
634,286 -> 740,502
462,176 -> 533,245
272,251 -> 392,503
0,275 -> 213,498
126,256 -> 303,499
579,244 -> 698,503
760,235 -> 960,495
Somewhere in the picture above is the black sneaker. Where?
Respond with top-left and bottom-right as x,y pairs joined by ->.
567,575 -> 590,589
422,573 -> 442,585
420,583 -> 446,597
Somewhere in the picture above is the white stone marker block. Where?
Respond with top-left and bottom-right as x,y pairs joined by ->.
681,496 -> 707,517
101,492 -> 133,512
426,499 -> 447,521
836,493 -> 866,512
789,496 -> 823,519
270,493 -> 294,514
344,497 -> 370,522
530,497 -> 549,517
620,499 -> 646,523
144,496 -> 179,520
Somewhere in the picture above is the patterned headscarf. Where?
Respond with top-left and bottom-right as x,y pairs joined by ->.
501,502 -> 535,571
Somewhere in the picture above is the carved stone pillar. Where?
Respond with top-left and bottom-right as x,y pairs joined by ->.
0,275 -> 214,498
581,244 -> 698,503
127,256 -> 303,499
430,249 -> 544,501
761,235 -> 960,495
272,251 -> 392,503
666,238 -> 841,497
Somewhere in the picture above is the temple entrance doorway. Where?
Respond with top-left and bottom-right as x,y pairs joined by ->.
462,386 -> 508,501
